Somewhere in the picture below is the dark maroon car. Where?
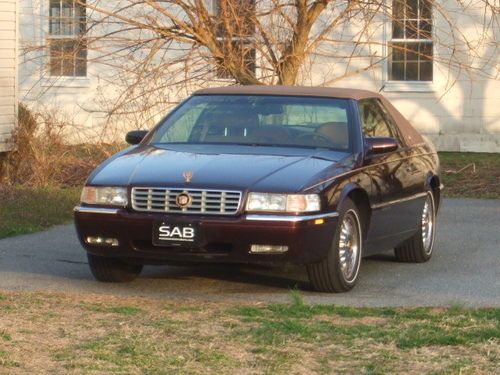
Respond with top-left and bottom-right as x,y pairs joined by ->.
74,86 -> 442,292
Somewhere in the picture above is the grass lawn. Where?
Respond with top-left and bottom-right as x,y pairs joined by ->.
0,186 -> 81,239
0,290 -> 498,374
439,152 -> 500,199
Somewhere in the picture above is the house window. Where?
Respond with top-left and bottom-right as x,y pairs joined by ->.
48,0 -> 87,77
388,0 -> 432,81
213,0 -> 256,79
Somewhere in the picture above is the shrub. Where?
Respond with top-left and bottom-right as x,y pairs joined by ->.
0,103 -> 121,187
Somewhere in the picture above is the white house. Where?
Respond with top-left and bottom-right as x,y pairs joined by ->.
9,1 -> 500,152
0,0 -> 17,152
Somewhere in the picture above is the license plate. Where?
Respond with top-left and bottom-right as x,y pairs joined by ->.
152,222 -> 200,247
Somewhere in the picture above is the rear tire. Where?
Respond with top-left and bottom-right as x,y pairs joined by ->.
87,253 -> 143,282
394,190 -> 436,263
307,198 -> 363,293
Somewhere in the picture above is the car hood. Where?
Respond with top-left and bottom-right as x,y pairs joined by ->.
88,145 -> 351,193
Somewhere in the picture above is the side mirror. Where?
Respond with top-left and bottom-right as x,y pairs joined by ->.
365,137 -> 398,155
125,130 -> 148,145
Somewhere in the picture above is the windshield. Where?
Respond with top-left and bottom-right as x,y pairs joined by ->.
150,95 -> 353,151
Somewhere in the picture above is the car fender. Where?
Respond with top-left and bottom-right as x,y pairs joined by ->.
336,183 -> 371,211
424,171 -> 441,189
330,183 -> 372,239
424,171 -> 442,211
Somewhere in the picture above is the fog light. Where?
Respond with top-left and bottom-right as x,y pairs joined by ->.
250,245 -> 289,254
85,236 -> 119,247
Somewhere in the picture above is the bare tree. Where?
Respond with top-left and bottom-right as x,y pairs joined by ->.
22,0 -> 499,126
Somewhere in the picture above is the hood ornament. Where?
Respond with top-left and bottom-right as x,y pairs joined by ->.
183,171 -> 193,183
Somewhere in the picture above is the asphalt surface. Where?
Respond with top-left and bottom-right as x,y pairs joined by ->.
0,198 -> 498,307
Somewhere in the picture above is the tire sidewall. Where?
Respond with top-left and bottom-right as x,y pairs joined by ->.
329,199 -> 363,289
421,190 -> 436,259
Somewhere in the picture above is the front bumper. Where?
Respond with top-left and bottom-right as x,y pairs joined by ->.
74,206 -> 339,266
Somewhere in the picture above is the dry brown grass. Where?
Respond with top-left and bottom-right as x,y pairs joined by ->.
0,104 -> 121,187
0,290 -> 498,374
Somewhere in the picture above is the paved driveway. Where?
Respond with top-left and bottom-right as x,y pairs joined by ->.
0,198 -> 498,307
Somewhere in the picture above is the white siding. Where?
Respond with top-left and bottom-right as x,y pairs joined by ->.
17,1 -> 500,152
0,0 -> 17,152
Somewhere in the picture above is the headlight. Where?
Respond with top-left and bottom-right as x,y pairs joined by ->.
81,186 -> 128,206
247,193 -> 320,213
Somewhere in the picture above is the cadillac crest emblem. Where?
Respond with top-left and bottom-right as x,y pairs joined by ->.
175,193 -> 192,208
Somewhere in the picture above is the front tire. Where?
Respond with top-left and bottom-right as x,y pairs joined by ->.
307,198 -> 363,293
87,253 -> 143,282
394,190 -> 436,263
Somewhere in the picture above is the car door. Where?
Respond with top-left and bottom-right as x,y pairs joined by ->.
359,99 -> 423,253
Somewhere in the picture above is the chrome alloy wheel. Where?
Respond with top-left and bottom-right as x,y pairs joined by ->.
338,209 -> 362,282
421,192 -> 435,255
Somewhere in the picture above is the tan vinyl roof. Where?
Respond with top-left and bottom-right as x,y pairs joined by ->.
194,85 -> 381,100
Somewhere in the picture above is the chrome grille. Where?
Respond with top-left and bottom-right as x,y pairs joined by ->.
131,187 -> 242,215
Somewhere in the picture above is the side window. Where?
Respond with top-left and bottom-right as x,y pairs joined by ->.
375,100 -> 405,145
359,100 -> 398,142
359,99 -> 394,137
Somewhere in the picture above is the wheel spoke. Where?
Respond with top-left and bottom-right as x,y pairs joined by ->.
421,194 -> 434,254
338,211 -> 361,282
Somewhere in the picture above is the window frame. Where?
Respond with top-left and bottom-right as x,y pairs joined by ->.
46,0 -> 87,78
383,0 -> 435,92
